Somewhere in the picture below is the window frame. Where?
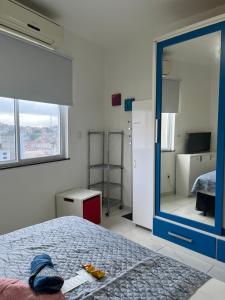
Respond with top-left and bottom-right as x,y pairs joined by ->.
0,99 -> 68,169
161,113 -> 176,152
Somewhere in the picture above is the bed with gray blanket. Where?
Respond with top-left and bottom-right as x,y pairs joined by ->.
192,171 -> 216,216
192,170 -> 216,195
0,216 -> 210,299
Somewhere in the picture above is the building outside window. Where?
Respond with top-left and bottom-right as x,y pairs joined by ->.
161,113 -> 176,152
0,97 -> 68,168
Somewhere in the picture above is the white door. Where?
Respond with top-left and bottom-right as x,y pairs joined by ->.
132,100 -> 154,229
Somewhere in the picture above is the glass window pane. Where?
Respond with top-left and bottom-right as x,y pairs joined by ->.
19,100 -> 61,159
0,97 -> 16,163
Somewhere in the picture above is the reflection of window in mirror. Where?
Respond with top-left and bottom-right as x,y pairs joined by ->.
161,113 -> 175,152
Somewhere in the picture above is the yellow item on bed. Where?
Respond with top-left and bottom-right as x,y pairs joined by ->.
83,264 -> 105,279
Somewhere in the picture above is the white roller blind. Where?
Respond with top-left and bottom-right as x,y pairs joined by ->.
0,33 -> 73,106
162,79 -> 180,113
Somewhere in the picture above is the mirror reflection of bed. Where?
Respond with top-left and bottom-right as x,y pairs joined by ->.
160,31 -> 220,227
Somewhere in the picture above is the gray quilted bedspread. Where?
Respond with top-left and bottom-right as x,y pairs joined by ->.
192,170 -> 216,195
0,216 -> 209,299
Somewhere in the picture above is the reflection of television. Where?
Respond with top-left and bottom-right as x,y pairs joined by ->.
186,132 -> 211,154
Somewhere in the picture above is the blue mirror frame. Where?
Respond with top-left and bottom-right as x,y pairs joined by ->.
155,21 -> 225,235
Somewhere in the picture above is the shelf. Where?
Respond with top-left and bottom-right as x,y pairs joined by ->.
108,131 -> 124,135
89,164 -> 123,170
88,131 -> 123,135
90,181 -> 122,189
88,131 -> 105,135
88,130 -> 124,215
102,197 -> 122,205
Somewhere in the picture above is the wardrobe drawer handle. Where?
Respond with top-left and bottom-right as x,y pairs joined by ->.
168,231 -> 193,243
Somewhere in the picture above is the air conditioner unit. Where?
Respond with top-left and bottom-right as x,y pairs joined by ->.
0,0 -> 63,49
162,59 -> 170,76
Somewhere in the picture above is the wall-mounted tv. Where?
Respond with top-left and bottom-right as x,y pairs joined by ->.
186,132 -> 211,154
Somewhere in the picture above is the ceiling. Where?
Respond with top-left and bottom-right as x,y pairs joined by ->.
17,0 -> 225,48
165,31 -> 221,67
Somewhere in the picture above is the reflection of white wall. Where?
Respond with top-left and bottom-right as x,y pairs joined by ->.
161,152 -> 176,194
161,59 -> 219,194
173,60 -> 212,153
210,64 -> 220,151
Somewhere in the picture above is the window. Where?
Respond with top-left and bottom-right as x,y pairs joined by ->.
0,97 -> 68,168
0,98 -> 16,163
161,113 -> 175,151
19,101 -> 61,159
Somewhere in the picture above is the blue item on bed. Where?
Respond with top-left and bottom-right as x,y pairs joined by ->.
192,170 -> 216,195
29,254 -> 64,294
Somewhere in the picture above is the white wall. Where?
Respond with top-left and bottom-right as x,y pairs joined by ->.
103,7 -> 225,207
0,29 -> 105,234
103,39 -> 153,207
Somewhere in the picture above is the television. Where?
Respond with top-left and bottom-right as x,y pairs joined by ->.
186,132 -> 211,154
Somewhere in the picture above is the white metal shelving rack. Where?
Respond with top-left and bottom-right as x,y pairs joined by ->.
88,130 -> 124,216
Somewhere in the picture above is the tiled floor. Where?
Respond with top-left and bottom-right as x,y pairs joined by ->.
101,207 -> 225,283
161,194 -> 214,226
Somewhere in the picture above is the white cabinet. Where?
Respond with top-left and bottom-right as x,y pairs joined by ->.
176,152 -> 216,197
132,100 -> 154,229
56,188 -> 102,224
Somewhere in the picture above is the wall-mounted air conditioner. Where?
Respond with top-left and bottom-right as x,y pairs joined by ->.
0,0 -> 63,49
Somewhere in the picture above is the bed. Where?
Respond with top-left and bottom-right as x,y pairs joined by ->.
192,170 -> 216,216
0,216 -> 223,299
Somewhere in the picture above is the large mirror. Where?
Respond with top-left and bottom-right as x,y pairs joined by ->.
160,31 -> 221,227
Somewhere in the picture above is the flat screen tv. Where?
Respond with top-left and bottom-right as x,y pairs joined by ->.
186,132 -> 211,154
